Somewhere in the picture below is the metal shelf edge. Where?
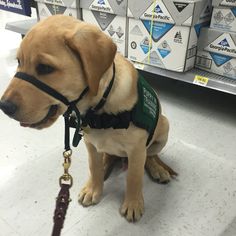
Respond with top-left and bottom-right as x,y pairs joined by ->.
134,63 -> 236,96
5,19 -> 37,35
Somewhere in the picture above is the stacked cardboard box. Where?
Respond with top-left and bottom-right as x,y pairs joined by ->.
127,0 -> 212,72
35,0 -> 81,20
81,0 -> 128,56
211,0 -> 236,31
196,0 -> 236,79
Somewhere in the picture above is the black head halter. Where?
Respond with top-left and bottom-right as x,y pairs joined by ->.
14,63 -> 115,151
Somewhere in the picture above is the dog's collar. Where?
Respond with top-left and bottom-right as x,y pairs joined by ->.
13,63 -> 116,149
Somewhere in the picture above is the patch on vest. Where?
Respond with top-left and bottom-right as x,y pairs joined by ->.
132,74 -> 159,144
143,85 -> 157,119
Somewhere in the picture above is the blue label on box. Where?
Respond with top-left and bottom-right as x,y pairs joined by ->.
142,20 -> 174,42
158,48 -> 170,58
140,36 -> 151,54
0,0 -> 31,16
231,7 -> 236,17
210,52 -> 232,66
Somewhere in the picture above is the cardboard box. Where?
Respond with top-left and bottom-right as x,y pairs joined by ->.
81,0 -> 128,56
82,9 -> 127,56
37,2 -> 81,20
195,50 -> 236,79
211,6 -> 236,32
128,18 -> 209,72
198,27 -> 236,57
34,0 -> 79,8
80,0 -> 128,16
212,0 -> 236,7
128,0 -> 212,26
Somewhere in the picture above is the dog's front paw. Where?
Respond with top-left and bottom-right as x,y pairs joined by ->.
120,197 -> 144,222
78,184 -> 102,207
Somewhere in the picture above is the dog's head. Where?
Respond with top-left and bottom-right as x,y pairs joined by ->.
0,15 -> 117,129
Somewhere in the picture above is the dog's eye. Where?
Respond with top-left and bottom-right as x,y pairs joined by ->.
17,58 -> 20,66
36,64 -> 55,75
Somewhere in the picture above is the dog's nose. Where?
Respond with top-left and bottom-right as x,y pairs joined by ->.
0,100 -> 18,116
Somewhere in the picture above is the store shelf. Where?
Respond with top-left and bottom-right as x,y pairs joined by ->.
4,19 -> 236,95
5,19 -> 37,35
134,62 -> 236,96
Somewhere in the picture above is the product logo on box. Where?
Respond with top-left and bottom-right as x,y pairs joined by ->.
143,13 -> 170,21
98,0 -> 105,4
90,0 -> 112,13
143,3 -> 171,22
174,31 -> 182,44
218,38 -> 230,47
154,4 -> 163,14
209,37 -> 236,55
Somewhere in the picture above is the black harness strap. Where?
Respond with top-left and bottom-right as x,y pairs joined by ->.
15,72 -> 71,105
82,110 -> 131,129
15,72 -> 90,108
63,109 -> 71,151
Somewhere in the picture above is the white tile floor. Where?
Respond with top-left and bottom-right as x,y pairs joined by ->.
0,11 -> 236,236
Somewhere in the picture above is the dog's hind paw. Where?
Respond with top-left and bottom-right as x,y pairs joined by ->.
145,155 -> 177,184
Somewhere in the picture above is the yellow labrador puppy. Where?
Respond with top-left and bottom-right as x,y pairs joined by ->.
0,15 -> 176,222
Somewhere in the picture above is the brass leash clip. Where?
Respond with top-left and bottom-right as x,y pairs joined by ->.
59,150 -> 73,188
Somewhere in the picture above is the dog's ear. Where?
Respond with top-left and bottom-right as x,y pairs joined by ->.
65,22 -> 117,95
